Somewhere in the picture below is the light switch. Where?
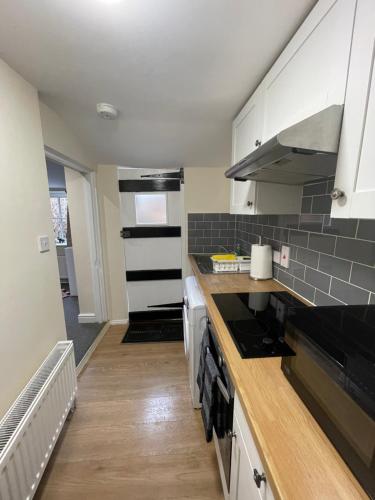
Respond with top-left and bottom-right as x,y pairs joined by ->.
37,235 -> 50,253
280,245 -> 290,268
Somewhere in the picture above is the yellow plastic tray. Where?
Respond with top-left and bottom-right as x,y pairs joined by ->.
211,254 -> 237,261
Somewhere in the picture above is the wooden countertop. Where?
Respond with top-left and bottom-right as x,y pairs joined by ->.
189,256 -> 367,500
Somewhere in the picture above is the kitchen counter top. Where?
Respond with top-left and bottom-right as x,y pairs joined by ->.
189,255 -> 367,500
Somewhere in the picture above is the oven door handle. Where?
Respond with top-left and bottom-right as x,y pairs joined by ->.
217,377 -> 230,404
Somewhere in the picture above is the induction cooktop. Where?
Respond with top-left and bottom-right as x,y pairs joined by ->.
212,291 -> 306,358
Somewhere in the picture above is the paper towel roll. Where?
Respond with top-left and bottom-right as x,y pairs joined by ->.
250,244 -> 273,280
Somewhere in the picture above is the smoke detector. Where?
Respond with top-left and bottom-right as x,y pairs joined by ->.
96,102 -> 118,120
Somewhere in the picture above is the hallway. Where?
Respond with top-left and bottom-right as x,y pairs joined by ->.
63,296 -> 105,366
35,326 -> 223,500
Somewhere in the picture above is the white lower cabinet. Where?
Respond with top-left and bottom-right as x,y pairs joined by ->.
230,395 -> 274,500
230,179 -> 302,215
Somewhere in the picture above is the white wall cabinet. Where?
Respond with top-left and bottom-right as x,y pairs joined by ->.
262,0 -> 356,143
230,83 -> 301,215
230,0 -> 357,216
230,180 -> 302,215
232,85 -> 264,165
331,0 -> 375,219
230,395 -> 274,500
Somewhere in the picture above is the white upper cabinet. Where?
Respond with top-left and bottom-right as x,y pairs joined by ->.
232,85 -> 265,164
230,85 -> 302,215
262,0 -> 356,143
230,0 -> 359,217
230,86 -> 264,215
331,0 -> 375,219
230,180 -> 302,215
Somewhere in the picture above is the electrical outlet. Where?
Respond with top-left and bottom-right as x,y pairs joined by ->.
273,250 -> 281,264
280,245 -> 290,268
37,235 -> 50,253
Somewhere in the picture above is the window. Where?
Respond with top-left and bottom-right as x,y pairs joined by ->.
50,191 -> 68,245
135,193 -> 167,225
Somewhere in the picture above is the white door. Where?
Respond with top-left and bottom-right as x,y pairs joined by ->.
331,0 -> 375,219
119,168 -> 183,319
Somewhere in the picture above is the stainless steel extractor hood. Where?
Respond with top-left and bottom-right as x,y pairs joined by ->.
225,105 -> 343,185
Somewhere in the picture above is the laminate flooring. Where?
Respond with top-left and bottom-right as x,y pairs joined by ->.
35,325 -> 223,500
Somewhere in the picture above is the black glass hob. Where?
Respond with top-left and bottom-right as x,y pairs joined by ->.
212,291 -> 306,358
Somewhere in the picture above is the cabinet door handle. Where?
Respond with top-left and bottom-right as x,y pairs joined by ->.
253,468 -> 266,488
227,430 -> 237,439
255,139 -> 262,147
247,201 -> 253,207
330,188 -> 345,200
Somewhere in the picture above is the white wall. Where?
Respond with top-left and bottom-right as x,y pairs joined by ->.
39,101 -> 95,171
0,59 -> 66,418
40,100 -> 98,320
184,166 -> 230,213
64,168 -> 96,318
97,166 -> 128,323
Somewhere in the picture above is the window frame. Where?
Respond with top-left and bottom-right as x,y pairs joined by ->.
49,189 -> 68,246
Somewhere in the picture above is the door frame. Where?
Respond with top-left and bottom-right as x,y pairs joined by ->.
45,145 -> 108,323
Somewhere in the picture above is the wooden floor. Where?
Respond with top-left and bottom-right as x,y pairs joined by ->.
35,325 -> 223,500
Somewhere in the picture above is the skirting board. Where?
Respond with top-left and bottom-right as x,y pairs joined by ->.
78,313 -> 97,324
110,319 -> 128,325
76,322 -> 110,376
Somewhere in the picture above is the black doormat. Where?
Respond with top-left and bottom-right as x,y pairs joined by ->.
122,320 -> 184,343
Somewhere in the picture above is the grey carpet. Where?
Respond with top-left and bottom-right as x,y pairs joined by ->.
63,297 -> 105,366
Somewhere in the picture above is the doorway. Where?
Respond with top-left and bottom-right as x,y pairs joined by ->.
119,167 -> 185,343
45,149 -> 107,366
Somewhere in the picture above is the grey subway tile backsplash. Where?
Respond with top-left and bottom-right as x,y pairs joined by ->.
330,278 -> 370,305
305,267 -> 331,293
357,219 -> 375,242
189,213 -> 204,221
311,194 -> 331,214
315,290 -> 344,306
204,213 -> 220,221
301,196 -> 312,214
289,260 -> 305,279
301,197 -> 312,214
335,237 -> 375,266
299,214 -> 324,232
274,227 -> 289,243
293,279 -> 315,302
308,233 -> 336,254
350,263 -> 375,293
303,181 -> 327,196
289,230 -> 309,248
296,247 -> 319,268
322,216 -> 357,238
277,269 -> 294,289
318,254 -> 351,281
188,177 -> 375,305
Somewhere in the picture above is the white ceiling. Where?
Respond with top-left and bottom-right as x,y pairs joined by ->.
0,0 -> 316,168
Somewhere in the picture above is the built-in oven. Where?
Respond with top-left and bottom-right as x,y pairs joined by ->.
207,322 -> 235,497
282,305 -> 375,498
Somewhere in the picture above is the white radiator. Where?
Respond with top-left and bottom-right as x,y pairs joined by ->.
0,341 -> 77,500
